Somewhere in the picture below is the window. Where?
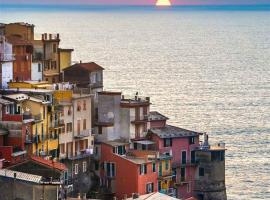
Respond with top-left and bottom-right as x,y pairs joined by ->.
77,101 -> 81,111
164,138 -> 172,147
189,137 -> 195,144
38,63 -> 41,72
146,183 -> 154,194
158,181 -> 161,191
67,106 -> 72,115
74,164 -> 79,175
5,105 -> 10,114
83,161 -> 87,173
211,151 -> 225,161
77,120 -> 81,134
199,167 -> 205,177
95,161 -> 99,171
152,163 -> 156,172
98,126 -> 102,135
191,151 -> 196,164
83,100 -> 86,110
83,119 -> 87,130
140,164 -> 147,175
187,182 -> 191,193
181,167 -> 186,182
165,160 -> 169,170
114,145 -> 126,155
66,123 -> 72,132
53,44 -> 57,53
182,151 -> 187,164
105,162 -> 115,177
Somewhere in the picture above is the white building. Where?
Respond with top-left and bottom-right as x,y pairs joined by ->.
31,40 -> 43,81
0,36 -> 13,89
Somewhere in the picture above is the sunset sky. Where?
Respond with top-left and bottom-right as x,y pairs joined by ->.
2,0 -> 270,5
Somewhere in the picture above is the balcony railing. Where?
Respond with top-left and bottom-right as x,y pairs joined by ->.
67,148 -> 93,160
74,129 -> 91,139
175,176 -> 192,186
172,160 -> 198,168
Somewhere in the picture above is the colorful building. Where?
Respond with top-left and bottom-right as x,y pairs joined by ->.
100,140 -> 158,199
148,114 -> 202,199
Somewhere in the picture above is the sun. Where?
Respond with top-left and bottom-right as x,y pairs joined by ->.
156,0 -> 172,6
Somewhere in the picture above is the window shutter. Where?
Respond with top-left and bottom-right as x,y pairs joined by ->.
170,138 -> 173,146
144,164 -> 147,174
164,139 -> 166,147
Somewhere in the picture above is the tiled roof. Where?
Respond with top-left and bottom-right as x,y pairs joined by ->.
150,125 -> 202,139
31,156 -> 67,171
127,192 -> 180,200
0,169 -> 42,184
64,62 -> 104,72
148,111 -> 169,121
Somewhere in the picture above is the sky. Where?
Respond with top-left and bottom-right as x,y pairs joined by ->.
1,0 -> 270,5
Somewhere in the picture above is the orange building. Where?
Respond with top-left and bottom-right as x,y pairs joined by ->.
100,140 -> 158,199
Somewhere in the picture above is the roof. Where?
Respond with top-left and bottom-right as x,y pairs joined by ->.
186,197 -> 198,200
127,192 -> 180,200
3,93 -> 48,104
6,35 -> 33,46
98,91 -> 122,96
134,140 -> 155,145
0,97 -> 13,105
103,139 -> 129,147
6,22 -> 34,27
31,156 -> 67,171
148,111 -> 169,121
63,62 -> 104,72
0,169 -> 42,184
150,125 -> 202,139
58,48 -> 74,52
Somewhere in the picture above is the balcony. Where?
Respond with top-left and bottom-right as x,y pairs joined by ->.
175,176 -> 192,186
67,148 -> 93,160
172,160 -> 198,168
158,171 -> 174,180
50,119 -> 64,129
74,129 -> 91,139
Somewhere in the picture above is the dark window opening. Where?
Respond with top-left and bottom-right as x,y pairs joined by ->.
199,167 -> 205,177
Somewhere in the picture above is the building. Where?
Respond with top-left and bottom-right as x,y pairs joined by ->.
100,140 -> 158,199
194,134 -> 227,200
63,62 -> 104,92
0,36 -> 14,89
59,48 -> 73,76
42,33 -> 61,83
0,169 -> 63,200
148,114 -> 202,199
54,84 -> 95,196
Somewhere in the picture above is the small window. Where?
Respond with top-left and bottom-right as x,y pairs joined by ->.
140,164 -> 147,175
95,161 -> 99,171
182,151 -> 187,164
83,161 -> 87,173
83,119 -> 87,130
38,63 -> 41,72
165,160 -> 169,170
146,183 -> 154,194
189,137 -> 195,144
83,100 -> 86,110
199,167 -> 205,177
191,151 -> 196,164
74,164 -> 79,175
164,138 -> 172,147
152,163 -> 156,172
98,126 -> 102,135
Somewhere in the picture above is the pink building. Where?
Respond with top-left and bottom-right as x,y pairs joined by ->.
147,112 -> 202,199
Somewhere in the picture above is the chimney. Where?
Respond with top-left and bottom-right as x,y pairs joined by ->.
121,95 -> 125,100
80,60 -> 82,64
77,193 -> 81,199
57,33 -> 59,39
49,34 -> 52,40
82,193 -> 87,200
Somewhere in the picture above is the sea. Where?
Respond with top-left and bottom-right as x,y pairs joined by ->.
1,4 -> 270,200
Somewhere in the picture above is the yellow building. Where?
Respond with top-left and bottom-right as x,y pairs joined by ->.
59,48 -> 73,72
7,81 -> 64,158
158,155 -> 174,195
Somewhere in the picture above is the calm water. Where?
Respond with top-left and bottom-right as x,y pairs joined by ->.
1,6 -> 270,200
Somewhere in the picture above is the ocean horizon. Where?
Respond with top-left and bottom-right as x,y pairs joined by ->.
1,4 -> 270,12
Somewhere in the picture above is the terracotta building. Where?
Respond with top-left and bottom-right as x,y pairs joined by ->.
100,140 -> 158,199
